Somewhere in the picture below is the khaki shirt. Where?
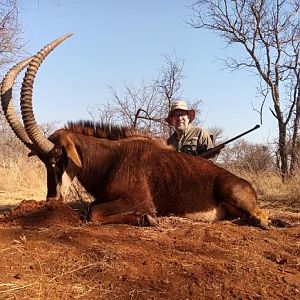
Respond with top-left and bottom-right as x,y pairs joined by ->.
167,124 -> 214,154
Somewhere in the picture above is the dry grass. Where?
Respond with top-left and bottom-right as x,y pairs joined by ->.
0,155 -> 46,208
0,154 -> 92,210
227,167 -> 300,212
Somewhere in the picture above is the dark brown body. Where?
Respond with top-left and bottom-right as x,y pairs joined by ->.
49,126 -> 268,228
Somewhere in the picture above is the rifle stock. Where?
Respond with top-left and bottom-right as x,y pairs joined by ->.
200,144 -> 225,159
200,124 -> 260,159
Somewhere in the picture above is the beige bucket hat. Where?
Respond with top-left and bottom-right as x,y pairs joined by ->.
166,100 -> 195,124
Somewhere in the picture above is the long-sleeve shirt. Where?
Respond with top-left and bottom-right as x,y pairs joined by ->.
167,124 -> 214,155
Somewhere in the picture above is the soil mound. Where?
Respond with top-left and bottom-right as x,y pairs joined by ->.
0,199 -> 82,227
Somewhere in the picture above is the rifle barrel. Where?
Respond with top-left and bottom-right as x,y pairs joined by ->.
199,124 -> 260,159
223,124 -> 260,145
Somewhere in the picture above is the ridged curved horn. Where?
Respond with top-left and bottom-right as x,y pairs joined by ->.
20,33 -> 73,154
1,57 -> 34,149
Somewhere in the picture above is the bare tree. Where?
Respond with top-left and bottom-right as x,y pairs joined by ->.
190,0 -> 300,179
219,139 -> 276,173
207,125 -> 224,143
0,0 -> 23,148
0,0 -> 22,72
93,55 -> 203,138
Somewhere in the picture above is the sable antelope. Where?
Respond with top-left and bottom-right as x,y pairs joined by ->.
1,34 -> 269,229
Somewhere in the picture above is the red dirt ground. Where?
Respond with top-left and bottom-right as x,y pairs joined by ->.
0,199 -> 299,300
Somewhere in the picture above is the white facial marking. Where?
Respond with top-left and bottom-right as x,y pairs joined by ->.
57,162 -> 77,198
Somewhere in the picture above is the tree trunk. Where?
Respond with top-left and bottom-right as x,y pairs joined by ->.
289,94 -> 300,175
278,121 -> 289,180
271,85 -> 289,179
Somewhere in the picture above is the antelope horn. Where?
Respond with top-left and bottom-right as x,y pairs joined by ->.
1,57 -> 34,149
20,33 -> 73,154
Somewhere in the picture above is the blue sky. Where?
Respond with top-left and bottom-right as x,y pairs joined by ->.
16,0 -> 277,143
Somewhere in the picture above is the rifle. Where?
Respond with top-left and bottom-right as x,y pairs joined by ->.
200,124 -> 260,159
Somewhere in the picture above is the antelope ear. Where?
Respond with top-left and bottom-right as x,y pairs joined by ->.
60,135 -> 82,168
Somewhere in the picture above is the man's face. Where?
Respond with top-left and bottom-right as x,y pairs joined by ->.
170,109 -> 190,132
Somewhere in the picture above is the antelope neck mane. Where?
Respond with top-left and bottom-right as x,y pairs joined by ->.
65,121 -> 153,140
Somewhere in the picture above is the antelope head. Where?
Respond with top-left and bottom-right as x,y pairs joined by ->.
1,34 -> 82,201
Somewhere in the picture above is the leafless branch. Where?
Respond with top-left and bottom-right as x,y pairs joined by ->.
190,0 -> 300,178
